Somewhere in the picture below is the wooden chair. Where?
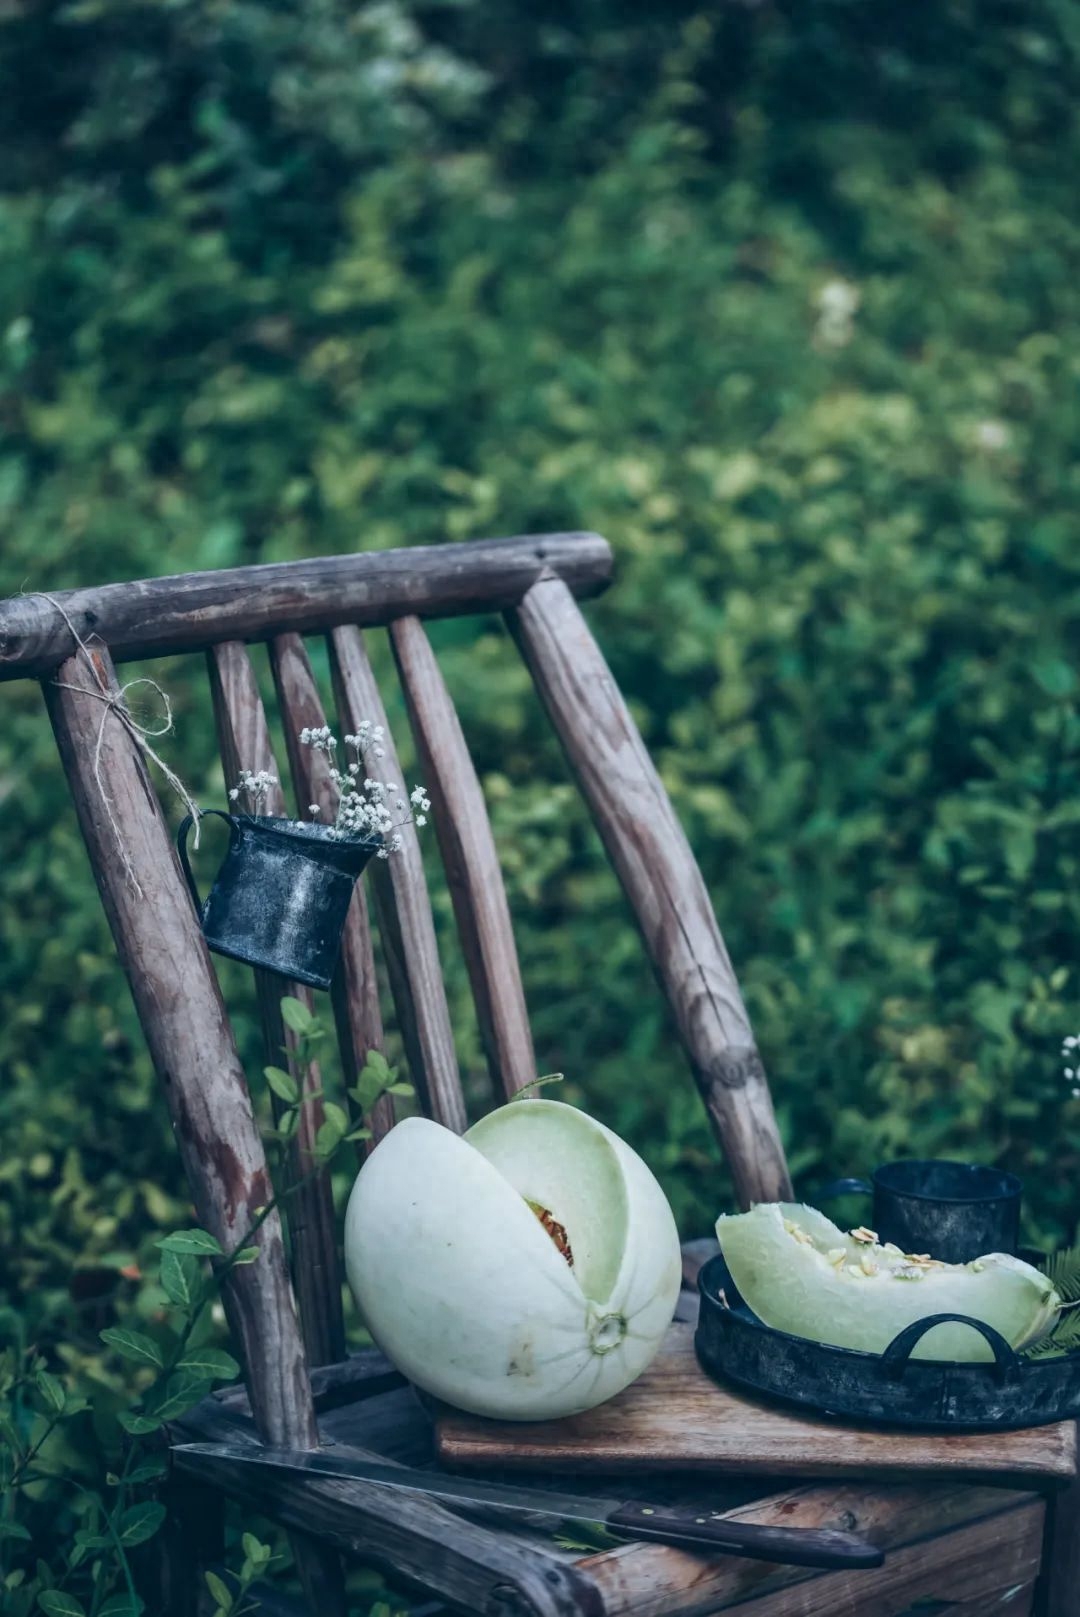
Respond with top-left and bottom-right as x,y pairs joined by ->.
1,532 -> 1069,1616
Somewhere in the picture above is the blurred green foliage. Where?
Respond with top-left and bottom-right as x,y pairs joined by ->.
3,0 -> 1080,1602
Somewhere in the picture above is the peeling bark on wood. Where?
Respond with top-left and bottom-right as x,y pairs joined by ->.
208,641 -> 346,1367
269,631 -> 393,1152
2,532 -> 612,680
508,574 -> 791,1206
329,625 -> 466,1132
390,615 -> 536,1101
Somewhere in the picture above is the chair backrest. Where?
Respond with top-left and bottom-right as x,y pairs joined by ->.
0,532 -> 791,1460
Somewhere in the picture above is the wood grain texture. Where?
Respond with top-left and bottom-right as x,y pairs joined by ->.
705,1502 -> 1043,1617
268,631 -> 393,1151
1,532 -> 612,680
43,645 -> 315,1448
1036,1451 -> 1080,1617
508,573 -> 790,1207
437,1323 -> 1077,1483
208,641 -> 345,1366
329,625 -> 466,1132
173,1399 -> 608,1617
577,1485 -> 1043,1617
390,615 -> 536,1101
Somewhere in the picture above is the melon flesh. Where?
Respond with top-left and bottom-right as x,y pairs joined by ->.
716,1202 -> 1059,1362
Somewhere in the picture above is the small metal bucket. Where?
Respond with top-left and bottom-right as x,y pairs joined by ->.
177,810 -> 380,990
819,1159 -> 1023,1264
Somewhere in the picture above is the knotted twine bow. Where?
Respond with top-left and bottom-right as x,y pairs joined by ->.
33,593 -> 202,898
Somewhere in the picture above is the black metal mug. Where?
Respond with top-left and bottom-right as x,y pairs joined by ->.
818,1159 -> 1023,1265
177,810 -> 380,991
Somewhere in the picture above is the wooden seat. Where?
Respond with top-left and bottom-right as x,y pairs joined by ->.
2,532 -> 1071,1617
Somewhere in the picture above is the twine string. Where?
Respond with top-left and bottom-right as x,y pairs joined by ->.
32,592 -> 202,896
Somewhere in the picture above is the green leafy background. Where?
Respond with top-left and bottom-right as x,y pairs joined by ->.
3,1 -> 1080,1607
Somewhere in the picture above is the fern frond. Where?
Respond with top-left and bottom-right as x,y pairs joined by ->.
1040,1243 -> 1080,1305
1019,1247 -> 1080,1359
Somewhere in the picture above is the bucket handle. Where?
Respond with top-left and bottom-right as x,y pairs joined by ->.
817,1177 -> 873,1200
176,810 -> 238,918
881,1313 -> 1020,1383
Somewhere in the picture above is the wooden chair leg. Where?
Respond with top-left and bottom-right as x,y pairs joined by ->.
1035,1448 -> 1080,1617
147,1474 -> 225,1617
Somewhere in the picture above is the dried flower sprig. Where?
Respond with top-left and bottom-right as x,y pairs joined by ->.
229,769 -> 279,810
227,723 -> 429,859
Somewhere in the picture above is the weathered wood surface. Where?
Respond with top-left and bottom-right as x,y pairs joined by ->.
577,1485 -> 1043,1617
1037,1450 -> 1080,1617
180,1379 -> 1046,1617
390,615 -> 537,1100
208,641 -> 346,1365
214,1347 -> 406,1417
269,631 -> 393,1150
508,573 -> 791,1207
437,1323 -> 1077,1482
1,532 -> 612,681
47,642 -> 347,1615
44,642 -> 316,1446
329,625 -> 466,1131
173,1400 -> 608,1617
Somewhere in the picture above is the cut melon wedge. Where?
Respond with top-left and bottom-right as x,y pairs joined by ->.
715,1202 -> 1060,1362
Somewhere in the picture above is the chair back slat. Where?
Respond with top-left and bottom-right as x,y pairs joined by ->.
268,632 -> 393,1152
42,642 -> 318,1445
208,639 -> 346,1366
389,615 -> 537,1101
508,573 -> 793,1207
329,626 -> 466,1132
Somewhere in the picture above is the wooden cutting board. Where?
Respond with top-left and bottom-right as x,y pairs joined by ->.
435,1324 -> 1077,1482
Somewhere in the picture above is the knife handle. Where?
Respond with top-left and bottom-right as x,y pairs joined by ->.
606,1502 -> 884,1570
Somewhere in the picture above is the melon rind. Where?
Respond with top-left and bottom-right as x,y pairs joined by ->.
716,1202 -> 1059,1362
344,1100 -> 682,1419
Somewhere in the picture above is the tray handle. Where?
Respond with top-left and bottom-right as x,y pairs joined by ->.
881,1313 -> 1020,1384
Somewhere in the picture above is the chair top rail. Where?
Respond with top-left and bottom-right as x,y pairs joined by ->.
0,532 -> 611,681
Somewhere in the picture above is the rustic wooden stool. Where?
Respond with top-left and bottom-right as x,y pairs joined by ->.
2,532 -> 1074,1616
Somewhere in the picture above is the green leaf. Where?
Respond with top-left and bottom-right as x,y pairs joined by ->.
315,1116 -> 345,1156
264,1065 -> 299,1104
33,1370 -> 65,1415
37,1594 -> 87,1617
241,1532 -> 269,1565
117,1458 -> 168,1486
322,1101 -> 349,1134
99,1596 -> 145,1617
99,1328 -> 164,1370
117,1501 -> 166,1547
160,1249 -> 201,1310
280,996 -> 314,1034
176,1346 -> 240,1382
145,1373 -> 212,1422
0,1521 -> 31,1541
230,1247 -> 259,1266
156,1229 -> 223,1258
388,1082 -> 414,1097
117,1411 -> 162,1436
344,1127 -> 372,1142
204,1571 -> 233,1612
364,1049 -> 391,1079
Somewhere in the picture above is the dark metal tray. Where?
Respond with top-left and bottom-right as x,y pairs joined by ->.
696,1254 -> 1080,1431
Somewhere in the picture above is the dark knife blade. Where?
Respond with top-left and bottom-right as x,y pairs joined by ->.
172,1441 -> 883,1570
